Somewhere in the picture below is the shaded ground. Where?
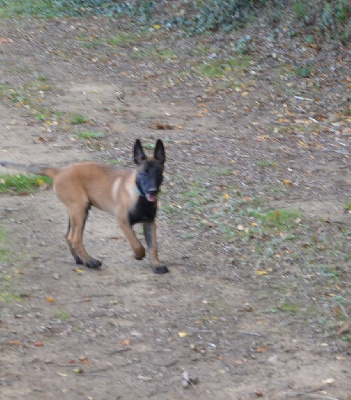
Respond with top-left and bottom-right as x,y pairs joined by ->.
0,15 -> 351,400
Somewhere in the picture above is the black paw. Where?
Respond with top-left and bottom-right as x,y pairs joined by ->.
85,258 -> 102,269
75,257 -> 84,265
152,265 -> 169,274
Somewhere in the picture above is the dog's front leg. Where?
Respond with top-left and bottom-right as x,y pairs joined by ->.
118,217 -> 145,260
143,222 -> 168,274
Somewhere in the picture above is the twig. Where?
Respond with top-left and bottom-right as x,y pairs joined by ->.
285,393 -> 338,400
109,348 -> 131,356
237,330 -> 261,337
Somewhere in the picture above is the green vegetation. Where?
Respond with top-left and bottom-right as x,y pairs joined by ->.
0,174 -> 52,194
108,158 -> 125,166
0,1 -> 349,41
69,114 -> 89,125
79,131 -> 107,139
196,55 -> 252,77
254,159 -> 277,168
54,308 -> 70,321
105,33 -> 138,47
248,208 -> 302,230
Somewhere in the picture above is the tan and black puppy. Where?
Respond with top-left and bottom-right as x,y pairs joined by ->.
0,139 -> 168,274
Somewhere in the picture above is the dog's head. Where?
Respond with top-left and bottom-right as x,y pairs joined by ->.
134,139 -> 165,202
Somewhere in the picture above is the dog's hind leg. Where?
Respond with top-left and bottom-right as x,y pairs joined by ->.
66,203 -> 102,269
65,218 -> 84,265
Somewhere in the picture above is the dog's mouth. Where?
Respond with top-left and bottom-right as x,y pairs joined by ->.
146,193 -> 157,202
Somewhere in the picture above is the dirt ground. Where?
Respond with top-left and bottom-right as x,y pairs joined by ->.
0,15 -> 351,400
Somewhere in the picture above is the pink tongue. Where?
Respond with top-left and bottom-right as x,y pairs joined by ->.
146,194 -> 157,202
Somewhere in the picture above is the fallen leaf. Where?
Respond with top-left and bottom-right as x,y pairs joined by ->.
257,270 -> 267,275
73,269 -> 85,274
178,332 -> 189,338
155,123 -> 173,130
256,346 -> 267,353
337,321 -> 351,336
74,368 -> 84,374
34,342 -> 43,347
223,193 -> 230,199
46,297 -> 55,303
79,356 -> 91,364
8,341 -> 21,345
122,339 -> 131,346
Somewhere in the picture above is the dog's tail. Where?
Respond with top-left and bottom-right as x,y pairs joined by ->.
0,161 -> 60,179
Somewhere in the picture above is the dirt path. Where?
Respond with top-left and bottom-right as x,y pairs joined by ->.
0,17 -> 351,400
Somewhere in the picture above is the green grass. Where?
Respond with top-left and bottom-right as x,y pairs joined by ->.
105,33 -> 138,47
249,209 -> 302,230
0,174 -> 52,194
69,114 -> 89,125
295,65 -> 312,78
196,56 -> 252,77
142,142 -> 156,150
79,131 -> 107,139
293,0 -> 309,19
254,159 -> 277,168
0,0 -> 59,18
216,168 -> 233,176
54,308 -> 70,321
108,158 -> 125,166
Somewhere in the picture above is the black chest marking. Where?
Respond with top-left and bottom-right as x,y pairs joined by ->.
128,196 -> 157,225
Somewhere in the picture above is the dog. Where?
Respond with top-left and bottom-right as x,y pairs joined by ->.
0,139 -> 168,274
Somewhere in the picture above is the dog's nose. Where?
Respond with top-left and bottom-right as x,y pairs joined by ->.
148,188 -> 158,195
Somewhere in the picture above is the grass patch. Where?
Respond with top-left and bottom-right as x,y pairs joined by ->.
108,158 -> 125,166
105,33 -> 138,47
54,308 -> 70,321
68,114 -> 89,125
196,55 -> 252,78
254,159 -> 277,168
79,131 -> 107,139
295,64 -> 313,78
0,174 -> 52,194
249,209 -> 302,230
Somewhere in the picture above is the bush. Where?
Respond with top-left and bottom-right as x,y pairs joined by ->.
292,0 -> 351,42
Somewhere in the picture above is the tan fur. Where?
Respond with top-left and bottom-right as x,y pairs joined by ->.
49,163 -> 156,267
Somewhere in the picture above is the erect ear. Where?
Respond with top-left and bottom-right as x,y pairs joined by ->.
154,139 -> 165,165
134,139 -> 147,165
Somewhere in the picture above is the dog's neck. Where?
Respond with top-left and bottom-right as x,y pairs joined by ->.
135,185 -> 145,197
